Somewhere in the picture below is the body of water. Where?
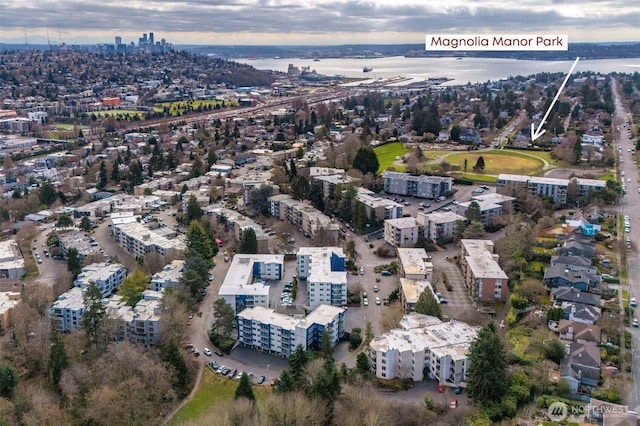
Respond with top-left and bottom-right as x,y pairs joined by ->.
233,56 -> 640,86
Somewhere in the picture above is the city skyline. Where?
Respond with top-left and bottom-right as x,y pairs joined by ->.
0,0 -> 639,46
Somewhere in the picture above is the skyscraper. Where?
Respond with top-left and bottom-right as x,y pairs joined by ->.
149,32 -> 154,46
115,36 -> 122,46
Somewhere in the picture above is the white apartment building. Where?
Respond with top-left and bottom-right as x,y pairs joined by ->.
397,248 -> 433,281
49,287 -> 85,332
0,239 -> 24,279
74,262 -> 127,298
399,278 -> 435,313
57,230 -> 102,264
384,217 -> 420,248
236,304 -> 345,357
219,254 -> 284,313
416,211 -> 465,243
369,314 -> 478,385
107,290 -> 162,347
150,259 -> 184,291
455,200 -> 502,228
496,174 -> 605,205
297,247 -> 347,309
382,171 -> 453,199
113,222 -> 185,260
460,239 -> 509,302
356,188 -> 403,221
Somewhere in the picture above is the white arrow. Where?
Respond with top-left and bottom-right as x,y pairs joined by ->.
531,57 -> 580,142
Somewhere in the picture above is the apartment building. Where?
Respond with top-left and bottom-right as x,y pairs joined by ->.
49,287 -> 85,332
397,248 -> 433,281
496,174 -> 605,205
112,222 -> 185,260
74,262 -> 127,298
382,171 -> 453,199
310,171 -> 360,199
236,304 -> 345,357
268,194 -> 339,241
416,211 -> 465,243
0,292 -> 21,329
203,206 -> 269,253
384,217 -> 420,248
297,247 -> 347,309
399,278 -> 435,313
455,200 -> 503,228
107,290 -> 162,347
58,230 -> 103,264
181,189 -> 210,213
356,188 -> 403,221
219,254 -> 284,313
369,314 -> 478,385
0,239 -> 24,279
460,239 -> 508,301
150,259 -> 184,291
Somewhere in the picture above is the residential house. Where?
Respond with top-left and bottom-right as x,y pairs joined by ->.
543,264 -> 601,292
559,342 -> 601,393
551,287 -> 601,307
550,255 -> 596,275
557,320 -> 601,344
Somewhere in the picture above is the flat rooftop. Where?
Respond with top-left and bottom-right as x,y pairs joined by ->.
397,248 -> 432,277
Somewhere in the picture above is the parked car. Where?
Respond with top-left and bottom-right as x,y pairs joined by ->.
363,298 -> 369,306
359,267 -> 364,275
633,319 -> 639,328
373,285 -> 379,292
257,376 -> 266,384
375,297 -> 381,305
450,399 -> 458,409
214,348 -> 224,356
454,386 -> 464,394
203,348 -> 212,356
631,297 -> 638,307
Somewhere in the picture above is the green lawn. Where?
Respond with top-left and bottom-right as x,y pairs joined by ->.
622,289 -> 629,303
53,123 -> 88,131
451,172 -> 498,183
94,110 -> 147,120
154,99 -> 238,116
169,369 -> 271,425
598,170 -> 615,181
374,142 -> 410,173
445,150 -> 546,176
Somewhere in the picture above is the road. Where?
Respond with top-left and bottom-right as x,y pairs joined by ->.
611,79 -> 640,412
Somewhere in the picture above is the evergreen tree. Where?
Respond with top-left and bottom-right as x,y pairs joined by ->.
111,156 -> 121,182
235,372 -> 256,401
291,176 -> 309,200
47,324 -> 68,391
450,124 -> 461,142
288,345 -> 310,390
80,216 -> 92,232
273,369 -> 295,394
0,364 -> 18,399
239,228 -> 258,254
97,160 -> 108,190
352,147 -> 380,175
467,322 -> 508,404
185,195 -> 203,224
190,156 -> 204,178
464,201 -> 482,222
320,330 -> 333,358
414,289 -> 443,320
162,340 -> 190,396
57,213 -> 73,228
356,352 -> 370,374
39,182 -> 58,206
473,156 -> 486,171
82,281 -> 107,352
66,247 -> 82,279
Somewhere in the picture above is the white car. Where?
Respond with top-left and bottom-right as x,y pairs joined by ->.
633,319 -> 639,328
363,298 -> 369,306
375,297 -> 381,305
631,297 -> 637,307
203,348 -> 212,356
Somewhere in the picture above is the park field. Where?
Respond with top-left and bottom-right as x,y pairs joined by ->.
444,150 -> 546,176
93,110 -> 147,120
169,369 -> 271,425
374,142 -> 410,173
154,99 -> 238,116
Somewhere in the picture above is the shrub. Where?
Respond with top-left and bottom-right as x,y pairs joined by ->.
349,332 -> 362,349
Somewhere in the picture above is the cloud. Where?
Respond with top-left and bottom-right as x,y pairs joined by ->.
0,0 -> 638,44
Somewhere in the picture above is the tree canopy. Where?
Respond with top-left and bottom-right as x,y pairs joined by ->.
239,228 -> 258,254
248,184 -> 273,216
67,247 -> 82,280
235,372 -> 256,402
414,289 -> 442,320
118,269 -> 150,306
467,322 -> 508,404
39,182 -> 58,206
352,147 -> 380,175
185,194 -> 203,225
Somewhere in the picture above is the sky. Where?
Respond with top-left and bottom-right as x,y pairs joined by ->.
0,0 -> 639,45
